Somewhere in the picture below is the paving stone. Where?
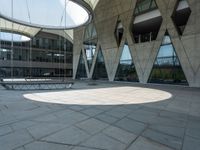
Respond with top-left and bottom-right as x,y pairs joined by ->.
102,126 -> 137,144
186,128 -> 200,139
0,130 -> 33,150
105,107 -> 132,119
54,110 -> 89,124
11,120 -> 37,130
150,116 -> 187,128
69,106 -> 86,111
75,118 -> 109,135
127,111 -> 157,123
187,120 -> 200,129
95,113 -> 119,124
24,141 -> 71,150
14,147 -> 25,150
140,106 -> 161,114
182,136 -> 200,150
42,126 -> 90,145
31,113 -> 58,122
28,122 -> 68,139
149,125 -> 185,138
127,136 -> 174,150
81,108 -> 103,117
142,129 -> 182,150
114,117 -> 147,135
159,110 -> 188,121
71,146 -> 97,150
81,133 -> 126,150
0,125 -> 12,136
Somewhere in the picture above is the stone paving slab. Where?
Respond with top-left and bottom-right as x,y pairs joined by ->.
102,126 -> 137,144
114,117 -> 147,135
81,133 -> 126,150
42,126 -> 90,145
24,141 -> 72,150
127,136 -> 174,150
75,118 -> 109,135
142,129 -> 182,150
0,130 -> 34,150
182,136 -> 200,150
0,82 -> 200,150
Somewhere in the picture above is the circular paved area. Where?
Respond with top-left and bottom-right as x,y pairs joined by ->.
24,86 -> 172,105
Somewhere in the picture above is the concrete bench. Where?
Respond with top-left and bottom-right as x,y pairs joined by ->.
0,80 -> 74,90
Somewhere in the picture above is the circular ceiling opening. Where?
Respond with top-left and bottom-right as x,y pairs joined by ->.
0,0 -> 92,29
0,31 -> 31,42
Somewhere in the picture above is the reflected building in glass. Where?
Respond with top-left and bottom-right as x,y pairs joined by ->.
115,43 -> 138,82
148,31 -> 188,85
83,22 -> 97,71
0,31 -> 73,78
92,47 -> 108,80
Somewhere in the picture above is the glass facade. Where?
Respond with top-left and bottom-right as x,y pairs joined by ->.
115,44 -> 138,82
171,0 -> 191,35
133,0 -> 162,43
76,51 -> 87,79
83,23 -> 97,71
0,31 -> 73,78
0,67 -> 71,78
92,47 -> 108,80
148,31 -> 188,85
134,0 -> 157,15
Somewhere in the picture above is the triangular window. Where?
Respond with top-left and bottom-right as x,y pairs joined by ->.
83,22 -> 97,71
92,47 -> 108,80
76,51 -> 87,79
148,31 -> 188,85
115,43 -> 139,82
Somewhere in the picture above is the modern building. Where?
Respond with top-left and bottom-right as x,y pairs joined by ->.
73,0 -> 200,87
0,30 -> 73,78
0,0 -> 91,80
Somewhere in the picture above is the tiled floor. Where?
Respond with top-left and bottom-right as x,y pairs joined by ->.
0,81 -> 200,150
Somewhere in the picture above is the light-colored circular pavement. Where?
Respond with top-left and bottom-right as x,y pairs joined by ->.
24,86 -> 172,105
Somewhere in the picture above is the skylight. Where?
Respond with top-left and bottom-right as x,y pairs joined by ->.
0,0 -> 92,29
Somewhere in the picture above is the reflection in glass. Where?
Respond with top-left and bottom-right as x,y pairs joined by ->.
76,51 -> 87,79
92,47 -> 108,80
0,31 -> 73,78
134,0 -> 157,15
148,31 -> 188,85
115,44 -> 138,82
84,23 -> 97,71
133,0 -> 162,43
171,0 -> 191,35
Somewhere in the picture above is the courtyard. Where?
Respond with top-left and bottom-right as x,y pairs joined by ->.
0,81 -> 200,150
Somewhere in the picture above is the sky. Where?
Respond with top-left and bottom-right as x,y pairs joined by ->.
0,0 -> 89,28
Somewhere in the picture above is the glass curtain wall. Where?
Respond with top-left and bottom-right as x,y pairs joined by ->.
92,47 -> 108,80
76,51 -> 87,79
115,43 -> 138,82
133,0 -> 162,43
148,31 -> 188,85
171,0 -> 191,35
134,0 -> 157,15
83,23 -> 97,71
0,31 -> 73,78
